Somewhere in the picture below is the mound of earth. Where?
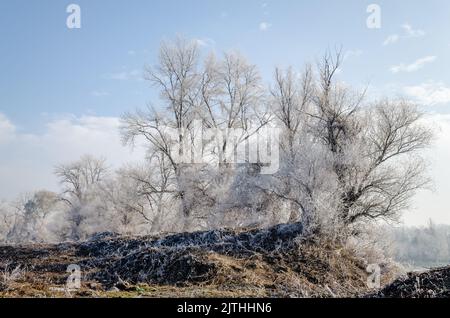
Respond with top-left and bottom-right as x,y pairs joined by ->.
371,266 -> 450,298
0,223 -> 389,298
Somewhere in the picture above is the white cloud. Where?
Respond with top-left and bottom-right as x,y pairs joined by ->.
0,113 -> 16,145
390,56 -> 436,73
259,22 -> 272,31
403,80 -> 450,106
383,34 -> 400,46
344,49 -> 363,61
402,23 -> 426,38
194,38 -> 215,47
127,50 -> 136,56
0,114 -> 145,200
383,23 -> 425,46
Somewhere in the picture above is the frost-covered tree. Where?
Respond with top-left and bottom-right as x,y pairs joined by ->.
387,221 -> 450,267
121,40 -> 433,237
268,51 -> 433,236
121,38 -> 271,230
54,155 -> 109,240
0,191 -> 67,243
0,200 -> 16,243
102,153 -> 178,234
121,38 -> 199,225
2,40 -> 432,243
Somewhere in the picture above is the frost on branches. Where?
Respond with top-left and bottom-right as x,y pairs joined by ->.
0,38 -> 433,244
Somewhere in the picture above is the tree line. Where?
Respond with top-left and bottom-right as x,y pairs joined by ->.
0,38 -> 433,244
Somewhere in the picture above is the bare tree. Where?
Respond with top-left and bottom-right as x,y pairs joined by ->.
198,52 -> 269,162
268,51 -> 433,236
121,39 -> 271,230
106,153 -> 177,234
121,38 -> 200,223
55,155 -> 107,207
339,100 -> 433,225
269,65 -> 316,224
0,191 -> 65,243
0,200 -> 17,243
54,155 -> 108,240
121,40 -> 434,236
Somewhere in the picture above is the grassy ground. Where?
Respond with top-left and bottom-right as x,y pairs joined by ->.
0,243 -> 391,298
0,225 -> 399,298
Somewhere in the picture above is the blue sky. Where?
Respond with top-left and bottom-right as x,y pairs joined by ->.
1,0 -> 450,129
1,0 -> 450,225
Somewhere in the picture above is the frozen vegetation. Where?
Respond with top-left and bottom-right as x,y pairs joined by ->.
0,38 -> 443,297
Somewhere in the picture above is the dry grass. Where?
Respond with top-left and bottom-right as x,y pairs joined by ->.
0,226 -> 400,298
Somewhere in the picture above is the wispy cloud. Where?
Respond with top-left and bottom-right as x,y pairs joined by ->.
194,38 -> 215,47
383,23 -> 425,46
0,113 -> 16,145
402,23 -> 426,38
344,49 -> 363,61
404,80 -> 450,105
383,34 -> 400,46
390,56 -> 436,73
259,22 -> 272,31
